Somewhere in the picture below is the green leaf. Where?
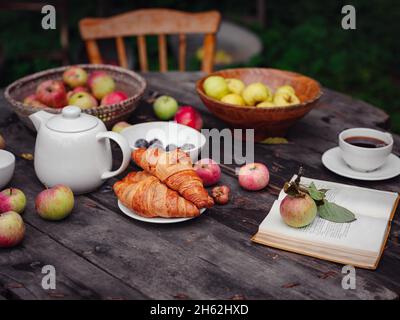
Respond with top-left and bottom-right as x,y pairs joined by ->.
318,201 -> 357,223
260,137 -> 289,144
307,182 -> 325,201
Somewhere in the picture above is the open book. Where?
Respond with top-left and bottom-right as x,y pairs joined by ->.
252,176 -> 399,269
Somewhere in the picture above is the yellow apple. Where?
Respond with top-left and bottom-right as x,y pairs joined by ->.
203,76 -> 229,100
221,93 -> 245,106
242,82 -> 272,106
275,85 -> 296,96
273,92 -> 301,107
225,78 -> 245,95
257,101 -> 275,108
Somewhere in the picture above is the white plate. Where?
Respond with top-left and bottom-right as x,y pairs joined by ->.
118,200 -> 205,224
322,147 -> 400,181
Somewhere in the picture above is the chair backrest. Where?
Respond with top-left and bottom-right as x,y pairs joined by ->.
79,9 -> 221,73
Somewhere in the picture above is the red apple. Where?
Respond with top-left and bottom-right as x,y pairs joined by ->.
66,86 -> 88,100
101,91 -> 128,105
68,91 -> 98,109
0,188 -> 27,214
35,185 -> 74,221
36,80 -> 67,108
23,94 -> 47,108
88,72 -> 115,100
174,106 -> 203,130
62,66 -> 88,88
0,211 -> 25,248
194,158 -> 221,186
238,163 -> 269,191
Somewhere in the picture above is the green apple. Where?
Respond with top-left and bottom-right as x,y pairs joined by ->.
35,185 -> 74,221
257,101 -> 276,108
203,76 -> 229,100
221,93 -> 245,106
275,85 -> 295,96
242,82 -> 272,106
273,92 -> 300,107
68,92 -> 98,109
225,78 -> 245,95
153,95 -> 179,120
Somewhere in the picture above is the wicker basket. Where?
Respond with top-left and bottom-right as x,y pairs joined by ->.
4,64 -> 146,130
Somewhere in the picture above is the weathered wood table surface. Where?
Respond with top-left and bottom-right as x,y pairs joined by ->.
0,72 -> 399,300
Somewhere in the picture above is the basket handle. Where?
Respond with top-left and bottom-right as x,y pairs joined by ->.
96,131 -> 131,180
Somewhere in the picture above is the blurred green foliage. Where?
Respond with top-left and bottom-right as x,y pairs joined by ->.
0,0 -> 399,131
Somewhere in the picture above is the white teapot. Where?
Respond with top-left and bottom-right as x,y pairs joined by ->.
29,106 -> 131,194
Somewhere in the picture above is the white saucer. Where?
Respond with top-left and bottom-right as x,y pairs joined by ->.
322,147 -> 400,181
118,200 -> 205,224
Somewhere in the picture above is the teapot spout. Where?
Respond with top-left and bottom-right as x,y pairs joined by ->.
29,111 -> 55,132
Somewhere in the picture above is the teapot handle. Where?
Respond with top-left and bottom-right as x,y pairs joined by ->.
96,131 -> 131,180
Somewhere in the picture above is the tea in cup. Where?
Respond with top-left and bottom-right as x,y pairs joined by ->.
339,128 -> 393,172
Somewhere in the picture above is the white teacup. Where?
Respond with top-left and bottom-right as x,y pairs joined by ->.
339,128 -> 393,172
0,150 -> 15,189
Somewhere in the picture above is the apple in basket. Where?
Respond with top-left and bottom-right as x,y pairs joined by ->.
88,71 -> 116,100
66,86 -> 89,100
101,91 -> 128,105
68,91 -> 98,109
0,211 -> 25,248
23,94 -> 47,108
62,66 -> 88,88
0,188 -> 27,214
35,185 -> 74,221
36,80 -> 67,108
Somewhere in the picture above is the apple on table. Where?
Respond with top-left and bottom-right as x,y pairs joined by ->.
0,188 -> 27,214
35,185 -> 74,221
238,163 -> 270,191
0,211 -> 25,248
153,95 -> 178,120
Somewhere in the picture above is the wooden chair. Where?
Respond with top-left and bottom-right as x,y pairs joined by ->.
79,9 -> 221,73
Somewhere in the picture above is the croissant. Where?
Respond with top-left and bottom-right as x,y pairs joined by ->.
113,171 -> 200,218
132,148 -> 214,209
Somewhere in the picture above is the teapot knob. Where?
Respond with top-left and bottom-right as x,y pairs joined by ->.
62,106 -> 81,119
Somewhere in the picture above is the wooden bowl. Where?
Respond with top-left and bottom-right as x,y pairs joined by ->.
4,64 -> 146,130
196,68 -> 322,141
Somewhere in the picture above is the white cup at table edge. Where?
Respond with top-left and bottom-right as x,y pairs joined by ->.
339,128 -> 393,172
0,150 -> 15,189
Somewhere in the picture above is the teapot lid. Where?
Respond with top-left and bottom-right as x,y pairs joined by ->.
46,106 -> 98,133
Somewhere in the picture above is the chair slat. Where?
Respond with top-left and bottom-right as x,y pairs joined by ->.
137,35 -> 148,72
158,34 -> 168,72
178,33 -> 186,71
79,9 -> 221,72
115,37 -> 128,68
86,40 -> 103,64
202,33 -> 216,73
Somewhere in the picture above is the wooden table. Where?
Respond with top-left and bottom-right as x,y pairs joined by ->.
0,72 -> 399,300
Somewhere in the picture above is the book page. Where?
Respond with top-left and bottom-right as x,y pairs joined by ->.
278,176 -> 398,221
259,201 -> 388,254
